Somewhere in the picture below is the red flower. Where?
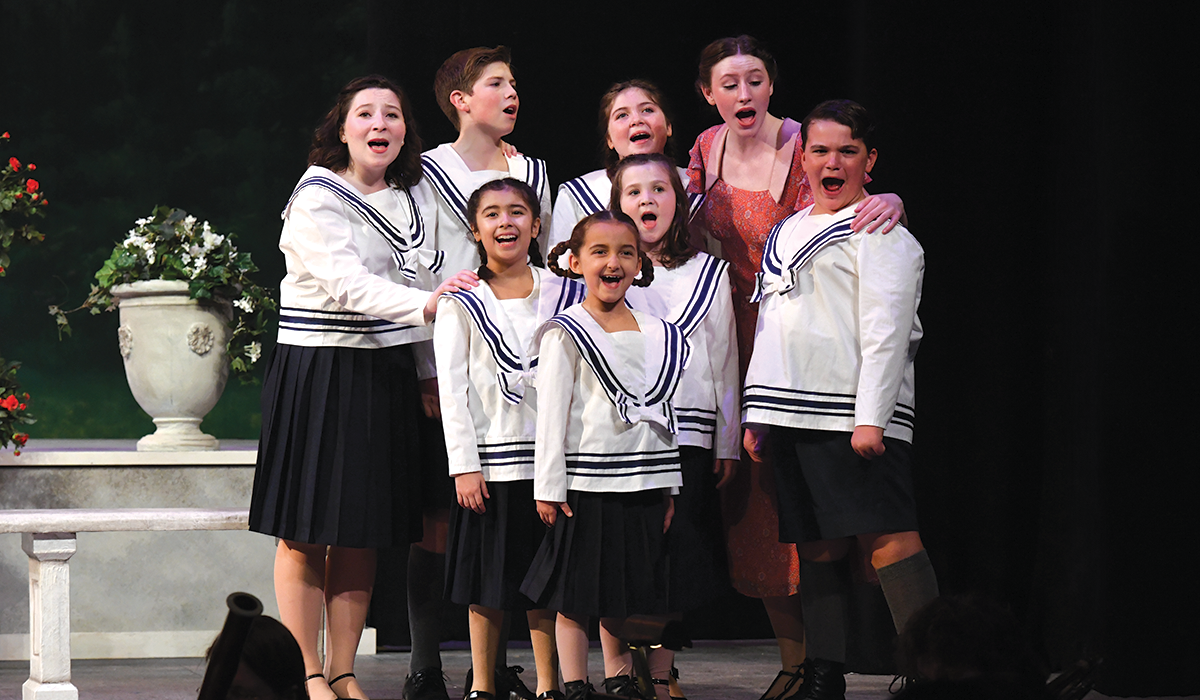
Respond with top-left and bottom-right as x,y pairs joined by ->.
28,163 -> 36,171
31,193 -> 38,200
2,132 -> 10,139
19,403 -> 27,410
26,179 -> 39,193
41,199 -> 48,206
8,157 -> 18,170
14,193 -> 21,199
14,433 -> 28,446
1,395 -> 18,411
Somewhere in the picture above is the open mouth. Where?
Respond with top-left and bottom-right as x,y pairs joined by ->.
735,109 -> 756,125
495,233 -> 519,245
368,139 -> 389,152
503,105 -> 517,116
821,177 -> 845,194
630,132 -> 651,143
600,273 -> 623,285
640,212 -> 658,230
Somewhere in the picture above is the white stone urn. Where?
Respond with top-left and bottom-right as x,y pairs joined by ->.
110,280 -> 231,451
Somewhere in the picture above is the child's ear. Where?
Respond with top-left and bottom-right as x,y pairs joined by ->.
567,248 -> 582,276
865,148 -> 878,174
471,226 -> 482,242
450,89 -> 469,114
700,84 -> 716,106
531,217 -> 541,240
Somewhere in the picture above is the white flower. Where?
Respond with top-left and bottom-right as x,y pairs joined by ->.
188,244 -> 203,257
146,249 -> 156,265
190,255 -> 207,278
245,342 -> 262,364
183,215 -> 197,232
201,230 -> 225,251
181,252 -> 192,264
135,217 -> 151,227
233,296 -> 255,313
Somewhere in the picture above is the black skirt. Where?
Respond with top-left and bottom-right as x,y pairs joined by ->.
445,479 -> 543,610
520,488 -> 670,619
666,446 -> 730,612
249,343 -> 424,548
771,427 -> 919,543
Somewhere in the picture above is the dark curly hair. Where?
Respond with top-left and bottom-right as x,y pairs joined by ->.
596,79 -> 677,177
308,75 -> 423,189
465,178 -> 544,281
546,210 -> 654,288
609,153 -> 696,271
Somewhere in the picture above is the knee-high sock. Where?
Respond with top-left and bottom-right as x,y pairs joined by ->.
799,559 -> 850,664
876,549 -> 939,635
407,545 -> 446,672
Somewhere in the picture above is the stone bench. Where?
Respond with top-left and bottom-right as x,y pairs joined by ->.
0,508 -> 249,700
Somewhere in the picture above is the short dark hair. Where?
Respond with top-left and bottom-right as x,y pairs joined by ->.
465,178 -> 543,280
596,79 -> 677,176
308,75 -> 423,189
802,99 -> 877,151
433,46 -> 513,129
695,35 -> 778,97
546,210 -> 654,288
609,153 -> 696,270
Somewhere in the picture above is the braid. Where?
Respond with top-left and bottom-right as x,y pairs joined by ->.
474,239 -> 495,280
546,240 -> 581,279
632,251 -> 656,287
528,237 -> 544,269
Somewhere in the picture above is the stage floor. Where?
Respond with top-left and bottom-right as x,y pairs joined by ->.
0,641 -> 1126,700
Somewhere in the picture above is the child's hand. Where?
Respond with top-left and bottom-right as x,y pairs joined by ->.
537,499 -> 572,527
500,140 -> 522,158
418,377 -> 441,419
743,427 -> 769,462
455,472 -> 489,514
663,494 -> 675,533
713,458 -> 737,489
851,193 -> 905,234
424,269 -> 481,321
851,425 -> 886,459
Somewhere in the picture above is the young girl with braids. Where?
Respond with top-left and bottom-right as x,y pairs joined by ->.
436,178 -> 586,700
615,152 -> 739,700
520,211 -> 688,700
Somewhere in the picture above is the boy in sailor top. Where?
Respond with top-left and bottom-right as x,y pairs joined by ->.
742,100 -> 938,697
521,211 -> 688,700
423,46 -> 552,276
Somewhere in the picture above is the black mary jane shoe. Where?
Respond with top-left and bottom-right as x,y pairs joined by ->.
759,664 -> 805,700
536,691 -> 566,700
465,692 -> 497,700
330,672 -> 368,700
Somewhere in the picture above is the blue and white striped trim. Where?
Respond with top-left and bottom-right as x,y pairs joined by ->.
278,306 -> 418,336
687,192 -> 705,222
742,385 -> 916,430
420,154 -> 471,230
752,215 -> 855,302
286,175 -> 427,278
442,289 -> 528,405
552,277 -> 587,314
523,157 -> 549,201
566,447 -> 681,477
563,175 -> 604,215
668,256 -> 728,337
676,407 -> 717,436
478,439 -> 535,468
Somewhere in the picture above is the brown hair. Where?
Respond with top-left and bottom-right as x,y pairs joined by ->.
695,35 -> 779,97
802,99 -> 877,151
466,178 -> 544,280
609,153 -> 695,270
596,79 -> 677,177
308,75 -> 423,189
433,46 -> 513,129
546,210 -> 654,288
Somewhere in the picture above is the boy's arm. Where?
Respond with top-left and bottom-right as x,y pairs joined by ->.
854,227 -> 924,447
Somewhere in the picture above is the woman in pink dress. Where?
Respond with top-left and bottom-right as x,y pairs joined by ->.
687,35 -> 904,700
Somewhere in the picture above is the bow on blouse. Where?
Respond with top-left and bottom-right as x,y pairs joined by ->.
750,268 -> 801,303
498,366 -> 538,405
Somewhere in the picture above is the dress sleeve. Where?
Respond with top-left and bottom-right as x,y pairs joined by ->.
533,325 -> 577,502
686,131 -> 710,196
707,268 -> 742,459
434,298 -> 482,475
854,228 -> 924,429
282,186 -> 433,326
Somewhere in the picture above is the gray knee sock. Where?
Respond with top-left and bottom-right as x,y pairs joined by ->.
799,559 -> 850,663
407,545 -> 446,672
876,549 -> 939,634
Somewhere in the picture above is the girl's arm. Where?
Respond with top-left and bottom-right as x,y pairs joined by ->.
434,298 -> 488,511
851,192 -> 907,234
707,267 -> 741,487
533,325 -> 578,525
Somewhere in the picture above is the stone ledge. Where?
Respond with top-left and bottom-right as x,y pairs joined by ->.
0,628 -> 376,661
0,508 -> 249,534
0,439 -> 257,467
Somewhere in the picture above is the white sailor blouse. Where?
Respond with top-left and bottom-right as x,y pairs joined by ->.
533,306 -> 689,503
625,252 -> 740,459
742,204 -> 924,443
420,143 -> 552,276
434,268 -> 586,482
547,167 -> 701,250
276,166 -> 441,349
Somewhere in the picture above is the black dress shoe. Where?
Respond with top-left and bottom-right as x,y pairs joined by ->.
405,668 -> 451,700
564,680 -> 595,700
602,675 -> 644,698
799,659 -> 845,700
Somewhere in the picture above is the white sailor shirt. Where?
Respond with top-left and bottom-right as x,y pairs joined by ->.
742,204 -> 924,442
626,252 -> 740,458
276,166 -> 440,349
533,306 -> 689,502
434,268 -> 586,481
420,143 -> 552,276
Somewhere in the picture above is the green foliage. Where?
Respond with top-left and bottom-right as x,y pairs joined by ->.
0,132 -> 48,275
0,357 -> 36,454
51,206 -> 278,383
